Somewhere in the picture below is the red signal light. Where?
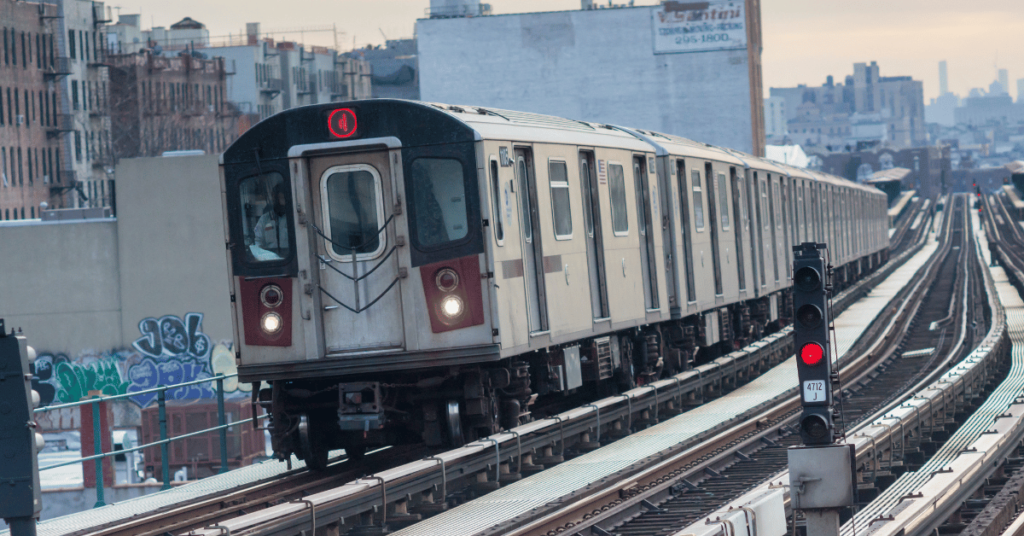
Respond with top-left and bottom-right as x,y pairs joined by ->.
800,343 -> 825,366
327,108 -> 358,139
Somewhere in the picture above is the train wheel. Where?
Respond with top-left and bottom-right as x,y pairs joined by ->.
298,413 -> 329,471
445,400 -> 466,447
616,336 -> 637,392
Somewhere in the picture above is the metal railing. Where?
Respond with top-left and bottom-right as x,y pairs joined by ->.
35,373 -> 265,508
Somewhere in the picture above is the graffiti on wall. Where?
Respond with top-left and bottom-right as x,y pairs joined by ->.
31,313 -> 250,410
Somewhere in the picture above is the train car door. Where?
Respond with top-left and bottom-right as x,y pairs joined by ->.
580,151 -> 609,319
729,167 -> 747,293
677,159 -> 698,306
633,156 -> 659,310
516,148 -> 548,332
307,150 -> 404,353
703,162 -> 724,298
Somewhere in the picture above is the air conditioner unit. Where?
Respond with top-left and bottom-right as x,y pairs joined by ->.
16,115 -> 25,125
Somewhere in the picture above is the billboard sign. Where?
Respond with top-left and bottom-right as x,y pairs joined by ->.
652,1 -> 747,55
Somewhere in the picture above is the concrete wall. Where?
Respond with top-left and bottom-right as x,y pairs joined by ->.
417,6 -> 759,154
115,155 -> 233,345
0,219 -> 123,351
0,155 -> 248,430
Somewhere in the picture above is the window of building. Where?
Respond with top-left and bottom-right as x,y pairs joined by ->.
71,80 -> 78,110
79,31 -> 85,63
20,207 -> 24,219
691,170 -> 705,230
410,158 -> 468,249
3,28 -> 7,65
74,131 -> 81,162
0,87 -> 4,126
21,32 -> 26,68
608,163 -> 628,236
548,160 -> 572,240
17,147 -> 22,184
35,34 -> 40,68
30,206 -> 34,219
489,159 -> 504,245
27,146 -> 32,182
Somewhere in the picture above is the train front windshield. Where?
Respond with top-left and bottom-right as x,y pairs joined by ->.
239,172 -> 293,262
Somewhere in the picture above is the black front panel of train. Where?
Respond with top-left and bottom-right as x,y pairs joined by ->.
223,100 -> 483,274
403,141 -> 483,268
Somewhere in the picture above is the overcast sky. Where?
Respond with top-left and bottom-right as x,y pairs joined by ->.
119,0 -> 1024,102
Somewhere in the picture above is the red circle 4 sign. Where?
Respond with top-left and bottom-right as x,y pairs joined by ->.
327,108 -> 358,139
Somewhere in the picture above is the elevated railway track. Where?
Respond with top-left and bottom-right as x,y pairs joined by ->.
18,195 -> 997,536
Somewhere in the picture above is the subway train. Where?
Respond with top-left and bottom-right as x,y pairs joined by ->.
219,99 -> 890,468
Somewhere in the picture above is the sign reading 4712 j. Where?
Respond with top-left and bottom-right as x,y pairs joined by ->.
652,1 -> 747,55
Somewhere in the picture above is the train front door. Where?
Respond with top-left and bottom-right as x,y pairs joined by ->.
307,151 -> 405,353
515,148 -> 548,333
580,151 -> 609,319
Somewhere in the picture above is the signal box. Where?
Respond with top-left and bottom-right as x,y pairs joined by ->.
0,319 -> 44,534
792,244 -> 835,445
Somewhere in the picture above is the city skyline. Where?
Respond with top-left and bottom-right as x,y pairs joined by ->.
109,0 -> 1024,102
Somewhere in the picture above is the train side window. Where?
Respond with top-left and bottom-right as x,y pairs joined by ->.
322,164 -> 385,261
608,162 -> 629,236
717,172 -> 730,230
549,159 -> 572,240
410,158 -> 468,248
489,159 -> 504,245
691,170 -> 705,231
238,171 -> 293,263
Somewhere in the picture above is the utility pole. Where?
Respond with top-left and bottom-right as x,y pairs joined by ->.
788,244 -> 856,536
0,320 -> 45,536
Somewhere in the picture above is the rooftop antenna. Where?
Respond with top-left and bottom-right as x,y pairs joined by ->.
379,28 -> 388,42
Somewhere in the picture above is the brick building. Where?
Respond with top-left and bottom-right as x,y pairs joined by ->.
0,0 -> 67,221
60,0 -> 115,210
819,145 -> 951,199
107,51 -> 239,159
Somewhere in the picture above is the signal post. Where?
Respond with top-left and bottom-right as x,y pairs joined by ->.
787,244 -> 856,536
0,320 -> 45,536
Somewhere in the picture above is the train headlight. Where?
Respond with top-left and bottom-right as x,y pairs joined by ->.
435,268 -> 459,292
440,295 -> 464,320
261,312 -> 283,334
260,285 -> 284,308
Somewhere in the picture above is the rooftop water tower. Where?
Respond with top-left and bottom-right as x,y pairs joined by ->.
428,0 -> 491,18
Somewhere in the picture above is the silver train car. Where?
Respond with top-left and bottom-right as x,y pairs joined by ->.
220,100 -> 889,468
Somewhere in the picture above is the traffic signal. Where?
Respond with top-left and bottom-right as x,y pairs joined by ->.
0,320 -> 44,533
792,244 -> 835,445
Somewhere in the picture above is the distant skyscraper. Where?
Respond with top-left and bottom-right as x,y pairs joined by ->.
1018,79 -> 1024,102
999,69 -> 1010,95
939,61 -> 949,95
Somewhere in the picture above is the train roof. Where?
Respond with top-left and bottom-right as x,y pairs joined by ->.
221,99 -> 883,199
